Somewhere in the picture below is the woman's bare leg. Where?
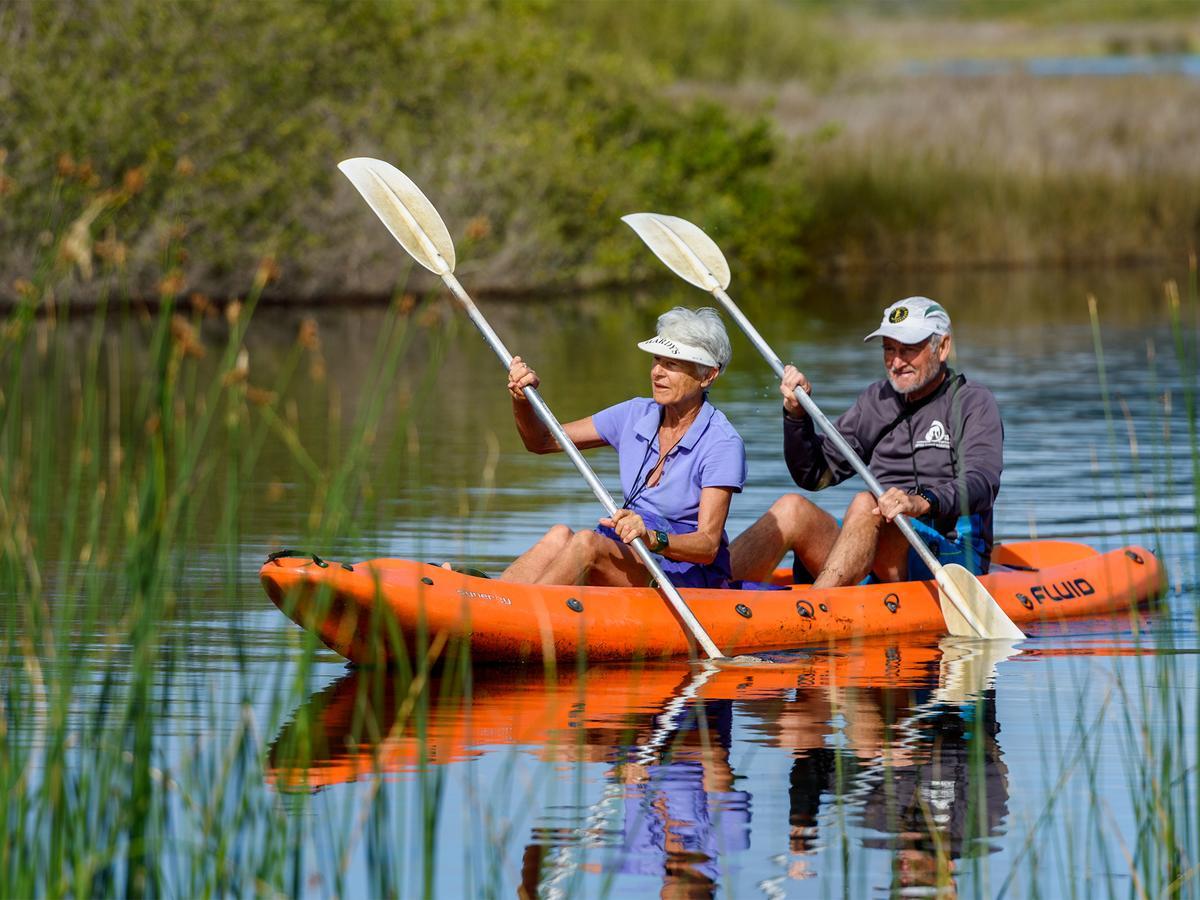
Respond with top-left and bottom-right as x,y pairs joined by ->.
535,530 -> 652,586
499,524 -> 574,582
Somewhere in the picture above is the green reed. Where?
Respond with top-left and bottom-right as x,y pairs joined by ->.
0,226 -> 474,896
1055,263 -> 1199,899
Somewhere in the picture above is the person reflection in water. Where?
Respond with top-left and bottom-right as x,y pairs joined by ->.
610,699 -> 750,897
498,307 -> 746,588
780,686 -> 1009,896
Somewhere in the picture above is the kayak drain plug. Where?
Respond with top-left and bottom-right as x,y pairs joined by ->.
566,597 -> 583,613
735,604 -> 752,618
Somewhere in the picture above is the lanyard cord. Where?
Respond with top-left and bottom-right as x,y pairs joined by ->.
623,410 -> 664,509
622,404 -> 704,510
904,372 -> 965,525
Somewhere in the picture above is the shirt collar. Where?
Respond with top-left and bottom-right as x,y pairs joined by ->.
633,399 -> 716,451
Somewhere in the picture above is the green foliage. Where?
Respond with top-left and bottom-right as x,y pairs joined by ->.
547,0 -> 848,84
0,0 -> 815,301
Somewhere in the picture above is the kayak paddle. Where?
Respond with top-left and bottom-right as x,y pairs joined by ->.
338,158 -> 726,660
622,212 -> 1025,641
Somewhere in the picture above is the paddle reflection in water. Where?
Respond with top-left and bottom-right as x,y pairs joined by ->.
266,634 -> 1039,895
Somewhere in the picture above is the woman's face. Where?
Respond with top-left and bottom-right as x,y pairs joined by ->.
650,355 -> 717,407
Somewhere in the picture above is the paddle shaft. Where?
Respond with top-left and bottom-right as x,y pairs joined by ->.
438,271 -> 725,660
710,286 -> 991,635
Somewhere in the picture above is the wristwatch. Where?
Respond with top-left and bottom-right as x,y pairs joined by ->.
650,529 -> 670,553
911,487 -> 939,516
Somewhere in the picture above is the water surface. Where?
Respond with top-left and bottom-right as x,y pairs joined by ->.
9,264 -> 1198,896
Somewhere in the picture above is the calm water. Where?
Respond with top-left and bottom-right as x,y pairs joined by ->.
12,265 -> 1200,896
909,54 -> 1200,80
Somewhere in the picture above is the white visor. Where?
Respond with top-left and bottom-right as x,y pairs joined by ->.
637,334 -> 720,370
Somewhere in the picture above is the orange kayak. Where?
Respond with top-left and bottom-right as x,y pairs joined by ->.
259,540 -> 1163,665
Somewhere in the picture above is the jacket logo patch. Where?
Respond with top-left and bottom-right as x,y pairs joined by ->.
915,419 -> 951,450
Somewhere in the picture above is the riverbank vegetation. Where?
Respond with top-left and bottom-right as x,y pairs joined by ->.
1,0 -> 1197,303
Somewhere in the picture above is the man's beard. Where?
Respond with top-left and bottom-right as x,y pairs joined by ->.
888,362 -> 944,397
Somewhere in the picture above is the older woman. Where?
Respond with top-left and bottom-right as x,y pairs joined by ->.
499,307 -> 746,588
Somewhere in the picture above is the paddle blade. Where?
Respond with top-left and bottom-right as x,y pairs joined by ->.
338,158 -> 456,275
622,213 -> 731,292
936,563 -> 1026,640
933,635 -> 1019,704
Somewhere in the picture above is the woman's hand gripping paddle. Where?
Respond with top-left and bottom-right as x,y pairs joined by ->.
622,212 -> 1024,641
337,158 -> 727,660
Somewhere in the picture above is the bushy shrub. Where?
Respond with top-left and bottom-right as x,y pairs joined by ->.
0,0 -> 815,302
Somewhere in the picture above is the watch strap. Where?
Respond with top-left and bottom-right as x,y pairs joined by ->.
914,487 -> 938,516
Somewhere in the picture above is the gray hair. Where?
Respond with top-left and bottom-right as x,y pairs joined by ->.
656,306 -> 732,374
928,332 -> 948,354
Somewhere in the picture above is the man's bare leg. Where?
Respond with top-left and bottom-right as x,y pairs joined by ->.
730,494 -> 840,582
499,524 -> 574,582
813,496 -> 920,587
813,492 -> 884,588
870,520 -> 913,582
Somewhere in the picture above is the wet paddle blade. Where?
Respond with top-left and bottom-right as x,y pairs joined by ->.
937,563 -> 1026,640
338,157 -> 456,275
933,635 -> 1019,704
622,213 -> 731,292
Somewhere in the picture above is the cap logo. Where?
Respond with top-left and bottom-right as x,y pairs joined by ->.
888,307 -> 909,324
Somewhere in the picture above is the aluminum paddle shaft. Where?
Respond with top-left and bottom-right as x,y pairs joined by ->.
338,158 -> 724,660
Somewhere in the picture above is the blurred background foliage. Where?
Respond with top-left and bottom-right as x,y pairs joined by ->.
0,0 -> 1197,303
0,0 -> 819,302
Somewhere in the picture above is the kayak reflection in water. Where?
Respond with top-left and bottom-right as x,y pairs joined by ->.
731,296 -> 1004,588
499,307 -> 746,588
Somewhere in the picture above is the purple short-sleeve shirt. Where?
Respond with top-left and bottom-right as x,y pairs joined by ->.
591,397 -> 746,587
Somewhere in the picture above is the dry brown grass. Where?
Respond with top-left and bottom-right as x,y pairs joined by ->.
664,15 -> 1200,270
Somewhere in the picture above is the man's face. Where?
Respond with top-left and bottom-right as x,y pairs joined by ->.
882,334 -> 951,397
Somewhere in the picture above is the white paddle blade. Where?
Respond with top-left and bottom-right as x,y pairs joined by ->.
338,158 -> 456,275
622,213 -> 731,292
937,563 -> 1026,640
933,635 -> 1019,705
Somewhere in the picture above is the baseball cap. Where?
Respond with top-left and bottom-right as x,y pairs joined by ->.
863,296 -> 952,343
637,334 -> 720,370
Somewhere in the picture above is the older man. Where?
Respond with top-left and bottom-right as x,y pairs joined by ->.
731,297 -> 1003,587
